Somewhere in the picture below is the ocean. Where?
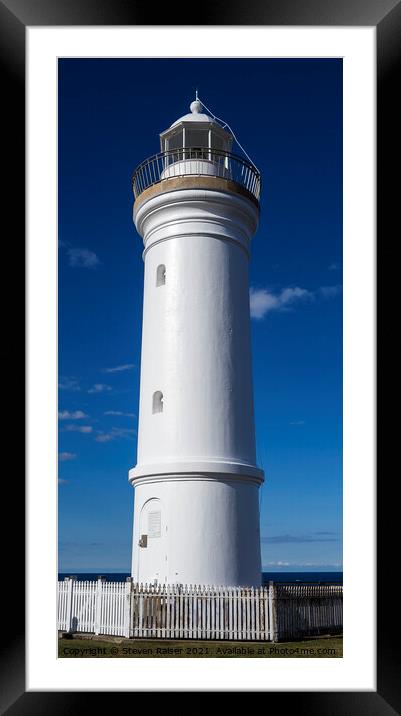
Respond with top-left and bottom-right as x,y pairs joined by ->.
58,571 -> 342,585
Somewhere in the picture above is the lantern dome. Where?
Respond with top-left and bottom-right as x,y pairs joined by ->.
169,99 -> 219,127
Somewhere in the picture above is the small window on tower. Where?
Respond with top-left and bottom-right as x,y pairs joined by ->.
152,391 -> 164,414
156,264 -> 166,287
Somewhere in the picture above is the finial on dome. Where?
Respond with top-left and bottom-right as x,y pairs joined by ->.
190,92 -> 203,114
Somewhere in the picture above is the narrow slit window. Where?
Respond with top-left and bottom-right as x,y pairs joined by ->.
156,264 -> 166,287
152,391 -> 164,414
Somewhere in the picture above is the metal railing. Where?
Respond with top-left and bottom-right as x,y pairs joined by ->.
132,148 -> 261,202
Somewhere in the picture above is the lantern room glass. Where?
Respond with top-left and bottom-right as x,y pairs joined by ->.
162,126 -> 231,159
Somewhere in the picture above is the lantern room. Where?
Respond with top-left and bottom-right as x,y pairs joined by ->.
159,99 -> 233,159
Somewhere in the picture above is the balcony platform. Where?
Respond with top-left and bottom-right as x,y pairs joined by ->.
134,173 -> 260,212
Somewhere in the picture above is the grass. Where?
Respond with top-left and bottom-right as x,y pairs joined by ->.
58,634 -> 342,658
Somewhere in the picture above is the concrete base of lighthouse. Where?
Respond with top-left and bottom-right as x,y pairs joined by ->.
129,465 -> 263,588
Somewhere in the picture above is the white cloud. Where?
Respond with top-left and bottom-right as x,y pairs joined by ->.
104,410 -> 136,417
264,561 -> 342,568
262,534 -> 339,544
59,376 -> 80,391
290,420 -> 305,426
249,286 -> 313,319
295,562 -> 342,568
111,427 -> 136,437
318,285 -> 342,299
105,364 -> 135,373
88,384 -> 112,394
249,289 -> 280,318
59,452 -> 77,462
58,478 -> 69,485
64,425 -> 93,434
95,427 -> 136,443
67,248 -> 100,269
58,410 -> 88,420
249,284 -> 342,320
279,287 -> 312,304
95,433 -> 114,443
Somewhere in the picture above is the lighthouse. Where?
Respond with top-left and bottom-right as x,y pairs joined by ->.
129,97 -> 264,587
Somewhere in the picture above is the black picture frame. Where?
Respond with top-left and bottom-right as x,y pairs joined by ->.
3,0 -> 394,711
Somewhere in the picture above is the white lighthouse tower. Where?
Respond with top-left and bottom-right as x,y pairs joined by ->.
129,97 -> 264,587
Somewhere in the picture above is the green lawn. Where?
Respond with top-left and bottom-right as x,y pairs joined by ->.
59,635 -> 342,658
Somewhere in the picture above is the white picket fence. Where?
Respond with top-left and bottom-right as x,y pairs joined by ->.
58,579 -> 342,642
58,579 -> 130,637
274,584 -> 343,640
130,583 -> 272,640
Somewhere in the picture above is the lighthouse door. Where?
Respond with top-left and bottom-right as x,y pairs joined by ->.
138,498 -> 166,584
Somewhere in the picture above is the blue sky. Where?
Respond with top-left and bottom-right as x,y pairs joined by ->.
58,58 -> 342,573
